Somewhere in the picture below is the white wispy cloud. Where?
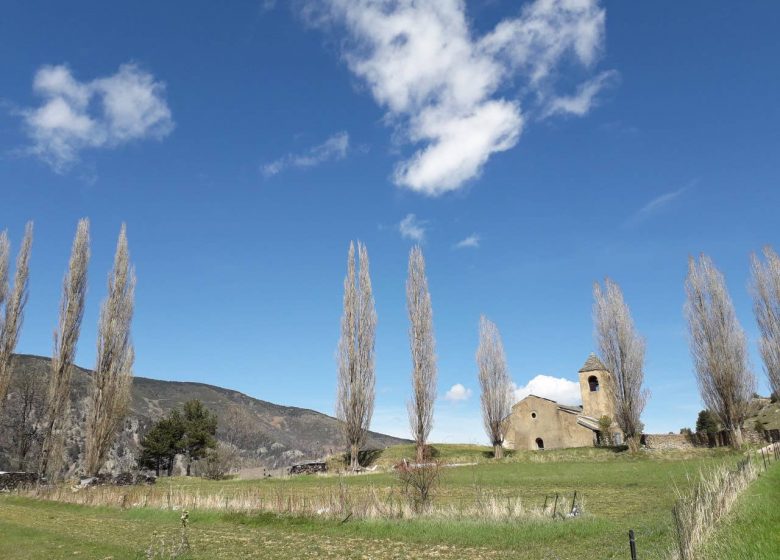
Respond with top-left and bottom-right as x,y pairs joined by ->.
628,184 -> 692,225
263,131 -> 350,177
21,63 -> 173,171
304,0 -> 610,196
543,70 -> 618,118
454,234 -> 480,249
398,213 -> 426,242
512,375 -> 581,405
443,383 -> 472,402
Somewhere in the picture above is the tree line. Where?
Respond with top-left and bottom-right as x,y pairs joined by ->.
0,219 -> 135,477
336,242 -> 780,463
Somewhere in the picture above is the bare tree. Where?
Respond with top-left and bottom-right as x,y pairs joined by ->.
406,245 -> 437,463
39,219 -> 90,477
593,278 -> 648,452
750,246 -> 780,400
0,222 -> 33,412
684,255 -> 754,448
0,363 -> 46,470
84,224 -> 135,476
336,241 -> 376,470
476,316 -> 512,459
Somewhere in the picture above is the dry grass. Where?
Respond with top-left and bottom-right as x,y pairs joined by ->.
670,448 -> 773,560
19,477 -> 573,524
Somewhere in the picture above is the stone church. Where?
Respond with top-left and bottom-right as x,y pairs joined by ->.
504,354 -> 624,451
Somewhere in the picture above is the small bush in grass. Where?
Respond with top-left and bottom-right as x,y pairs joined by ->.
395,459 -> 442,513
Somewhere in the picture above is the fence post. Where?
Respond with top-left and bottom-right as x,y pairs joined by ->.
761,449 -> 768,472
552,493 -> 558,518
570,490 -> 577,514
629,529 -> 638,560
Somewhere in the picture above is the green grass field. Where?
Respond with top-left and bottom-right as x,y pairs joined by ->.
0,445 -> 770,559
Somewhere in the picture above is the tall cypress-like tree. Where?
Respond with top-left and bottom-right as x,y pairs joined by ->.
0,222 -> 33,413
592,278 -> 648,452
406,245 -> 437,463
40,219 -> 90,477
684,254 -> 754,448
336,242 -> 376,470
750,246 -> 780,400
477,316 -> 512,459
85,224 -> 136,476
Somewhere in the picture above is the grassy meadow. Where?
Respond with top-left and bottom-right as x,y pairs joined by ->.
0,445 -> 770,559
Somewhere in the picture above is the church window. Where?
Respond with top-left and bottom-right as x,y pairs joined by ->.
535,438 -> 544,450
588,375 -> 600,392
531,411 -> 537,419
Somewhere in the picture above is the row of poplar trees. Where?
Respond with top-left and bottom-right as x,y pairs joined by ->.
0,219 -> 135,478
334,241 -> 516,466
335,242 -> 780,461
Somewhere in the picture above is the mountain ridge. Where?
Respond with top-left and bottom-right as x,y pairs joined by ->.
0,354 -> 409,473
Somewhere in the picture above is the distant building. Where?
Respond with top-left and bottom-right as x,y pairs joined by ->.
505,354 -> 623,451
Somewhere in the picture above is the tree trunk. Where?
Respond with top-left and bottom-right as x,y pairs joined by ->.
155,459 -> 160,477
167,456 -> 174,477
416,443 -> 425,463
627,434 -> 641,453
350,443 -> 359,471
493,443 -> 503,459
730,426 -> 744,449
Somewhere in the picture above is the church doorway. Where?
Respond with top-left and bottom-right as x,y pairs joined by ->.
535,438 -> 544,450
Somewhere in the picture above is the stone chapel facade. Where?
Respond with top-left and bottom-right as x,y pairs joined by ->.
504,354 -> 624,451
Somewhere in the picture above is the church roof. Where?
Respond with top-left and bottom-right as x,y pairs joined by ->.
579,353 -> 608,373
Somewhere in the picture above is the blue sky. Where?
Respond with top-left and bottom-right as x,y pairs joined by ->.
1,1 -> 778,443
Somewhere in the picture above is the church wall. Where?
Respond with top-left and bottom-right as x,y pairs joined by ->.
508,396 -> 595,451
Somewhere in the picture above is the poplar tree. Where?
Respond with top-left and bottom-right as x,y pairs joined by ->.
477,316 -> 512,459
85,224 -> 136,476
0,222 -> 33,412
406,245 -> 437,462
336,242 -> 376,470
40,219 -> 90,477
684,255 -> 754,448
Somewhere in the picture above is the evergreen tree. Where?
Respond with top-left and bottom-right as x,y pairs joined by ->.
179,400 -> 217,476
695,409 -> 720,434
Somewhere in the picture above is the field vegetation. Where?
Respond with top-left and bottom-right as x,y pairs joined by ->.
3,444 -> 763,559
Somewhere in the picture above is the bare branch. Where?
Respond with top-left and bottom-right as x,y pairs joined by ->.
336,241 -> 376,470
476,316 -> 512,459
684,254 -> 754,447
40,218 -> 90,477
0,222 -> 33,411
85,224 -> 135,476
406,245 -> 437,462
750,246 -> 780,399
593,278 -> 647,450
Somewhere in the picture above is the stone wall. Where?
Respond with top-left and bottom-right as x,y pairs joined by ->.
643,434 -> 696,450
644,429 -> 770,451
0,471 -> 39,491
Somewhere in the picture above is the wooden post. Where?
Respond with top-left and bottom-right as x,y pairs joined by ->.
761,449 -> 768,472
552,493 -> 558,518
629,529 -> 637,560
570,490 -> 577,514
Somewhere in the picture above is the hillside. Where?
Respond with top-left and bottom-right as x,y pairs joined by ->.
0,354 -> 408,473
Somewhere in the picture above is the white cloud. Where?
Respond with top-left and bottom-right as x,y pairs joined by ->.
306,0 -> 609,195
444,383 -> 472,402
22,63 -> 173,171
262,131 -> 350,177
543,70 -> 618,118
512,375 -> 582,405
627,182 -> 694,225
454,234 -> 480,249
398,213 -> 426,242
